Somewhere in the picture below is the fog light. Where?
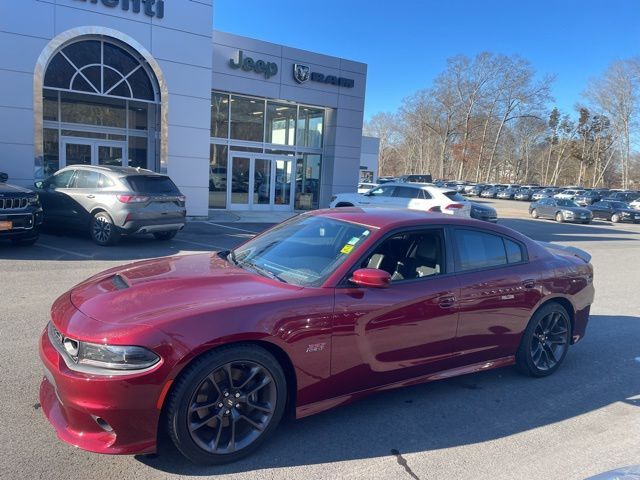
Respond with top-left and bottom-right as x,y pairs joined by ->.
92,415 -> 114,433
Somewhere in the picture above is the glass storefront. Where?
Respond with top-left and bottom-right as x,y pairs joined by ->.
40,38 -> 160,178
210,91 -> 324,211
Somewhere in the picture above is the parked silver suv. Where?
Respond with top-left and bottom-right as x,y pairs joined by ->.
35,166 -> 186,246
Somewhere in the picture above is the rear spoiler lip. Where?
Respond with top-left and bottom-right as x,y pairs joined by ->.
537,241 -> 592,263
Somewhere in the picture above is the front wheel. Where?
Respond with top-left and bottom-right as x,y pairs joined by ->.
516,303 -> 571,377
153,230 -> 178,241
555,212 -> 564,223
90,212 -> 120,246
166,344 -> 287,465
530,209 -> 539,219
611,214 -> 620,223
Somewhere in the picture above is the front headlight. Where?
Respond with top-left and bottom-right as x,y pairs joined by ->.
77,342 -> 160,370
562,210 -> 574,216
28,194 -> 39,205
49,323 -> 160,373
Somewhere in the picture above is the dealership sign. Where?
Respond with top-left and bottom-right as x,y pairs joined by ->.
229,51 -> 278,79
293,64 -> 354,88
75,0 -> 165,19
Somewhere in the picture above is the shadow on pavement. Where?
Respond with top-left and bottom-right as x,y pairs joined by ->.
137,314 -> 640,476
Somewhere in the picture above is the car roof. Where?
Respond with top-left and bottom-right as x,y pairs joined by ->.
59,165 -> 158,176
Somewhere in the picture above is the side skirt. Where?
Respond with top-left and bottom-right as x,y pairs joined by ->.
296,356 -> 515,419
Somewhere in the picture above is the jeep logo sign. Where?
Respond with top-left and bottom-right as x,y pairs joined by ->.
75,0 -> 165,19
229,51 -> 278,79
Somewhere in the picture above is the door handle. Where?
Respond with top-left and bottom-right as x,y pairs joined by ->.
522,279 -> 536,289
438,296 -> 456,308
86,194 -> 95,199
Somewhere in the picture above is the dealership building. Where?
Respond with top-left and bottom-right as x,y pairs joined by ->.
0,0 -> 371,216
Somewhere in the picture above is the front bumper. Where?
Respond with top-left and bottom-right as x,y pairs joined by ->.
38,316 -> 165,455
0,209 -> 43,239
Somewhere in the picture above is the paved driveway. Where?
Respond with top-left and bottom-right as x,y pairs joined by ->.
1,207 -> 639,480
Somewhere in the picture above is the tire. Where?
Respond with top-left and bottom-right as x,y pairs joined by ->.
90,211 -> 120,246
516,302 -> 571,377
11,235 -> 39,246
611,214 -> 620,223
166,344 -> 287,465
555,212 -> 564,223
530,209 -> 539,219
153,230 -> 178,241
335,202 -> 353,208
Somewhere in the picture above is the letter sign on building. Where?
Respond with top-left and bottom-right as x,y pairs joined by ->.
292,64 -> 354,88
75,0 -> 165,19
229,51 -> 278,79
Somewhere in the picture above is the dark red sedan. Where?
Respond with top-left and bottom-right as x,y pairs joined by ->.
39,208 -> 594,464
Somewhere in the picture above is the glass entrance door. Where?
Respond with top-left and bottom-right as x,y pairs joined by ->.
61,137 -> 127,168
228,155 -> 295,210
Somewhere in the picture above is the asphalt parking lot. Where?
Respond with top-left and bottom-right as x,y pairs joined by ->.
1,199 -> 639,480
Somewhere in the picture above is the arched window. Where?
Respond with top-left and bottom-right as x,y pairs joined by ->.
44,39 -> 157,101
40,37 -> 161,177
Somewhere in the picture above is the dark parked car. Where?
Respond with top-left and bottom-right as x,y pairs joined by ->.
602,191 -> 640,204
574,190 -> 603,206
467,184 -> 488,196
40,208 -> 594,464
532,188 -> 558,201
0,172 -> 43,245
587,200 -> 640,223
397,174 -> 433,183
35,166 -> 186,246
514,188 -> 535,201
497,187 -> 519,199
480,186 -> 501,198
470,202 -> 498,222
529,198 -> 593,224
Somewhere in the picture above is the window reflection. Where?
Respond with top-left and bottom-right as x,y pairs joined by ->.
211,92 -> 229,138
296,154 -> 321,210
60,91 -> 126,128
297,107 -> 324,148
209,144 -> 228,209
230,96 -> 264,142
266,102 -> 296,145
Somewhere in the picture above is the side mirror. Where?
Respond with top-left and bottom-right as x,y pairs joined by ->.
0,172 -> 7,183
350,268 -> 391,288
34,181 -> 45,189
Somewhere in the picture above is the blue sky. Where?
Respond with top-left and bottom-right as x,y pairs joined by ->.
214,0 -> 640,120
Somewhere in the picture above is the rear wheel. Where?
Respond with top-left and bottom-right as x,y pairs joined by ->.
90,211 -> 120,246
166,344 -> 287,465
555,212 -> 564,223
611,213 -> 620,223
516,303 -> 571,377
530,209 -> 539,219
153,230 -> 178,241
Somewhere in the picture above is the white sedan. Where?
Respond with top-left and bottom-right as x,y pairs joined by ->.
357,182 -> 379,194
330,183 -> 472,217
554,189 -> 586,200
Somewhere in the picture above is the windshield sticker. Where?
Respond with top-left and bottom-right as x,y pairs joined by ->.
362,230 -> 370,236
340,244 -> 354,254
347,237 -> 360,245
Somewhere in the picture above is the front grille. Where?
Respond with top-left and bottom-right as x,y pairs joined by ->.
0,197 -> 28,210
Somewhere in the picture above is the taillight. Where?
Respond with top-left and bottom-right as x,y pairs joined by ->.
444,203 -> 464,210
117,194 -> 149,203
427,206 -> 442,212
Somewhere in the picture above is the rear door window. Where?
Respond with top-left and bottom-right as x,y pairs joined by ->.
126,175 -> 179,194
453,229 -> 526,272
392,186 -> 421,198
73,170 -> 100,189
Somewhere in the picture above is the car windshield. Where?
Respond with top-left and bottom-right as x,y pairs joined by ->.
557,199 -> 578,207
231,216 -> 374,287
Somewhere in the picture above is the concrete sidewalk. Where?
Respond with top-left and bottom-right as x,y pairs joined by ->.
205,209 -> 300,223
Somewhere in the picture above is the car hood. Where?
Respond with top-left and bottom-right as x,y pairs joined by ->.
69,253 -> 302,326
0,182 -> 34,195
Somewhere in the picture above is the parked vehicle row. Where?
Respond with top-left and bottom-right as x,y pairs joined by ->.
0,166 -> 187,247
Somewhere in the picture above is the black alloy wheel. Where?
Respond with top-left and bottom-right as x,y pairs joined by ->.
90,211 -> 120,246
166,345 -> 286,464
516,303 -> 571,377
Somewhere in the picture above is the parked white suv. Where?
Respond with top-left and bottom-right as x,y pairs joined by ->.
630,197 -> 640,211
554,189 -> 586,200
330,183 -> 472,217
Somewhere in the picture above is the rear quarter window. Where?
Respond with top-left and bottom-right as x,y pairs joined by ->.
443,191 -> 466,202
126,175 -> 179,194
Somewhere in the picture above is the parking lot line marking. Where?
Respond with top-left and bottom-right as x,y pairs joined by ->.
36,243 -> 93,259
201,222 -> 262,234
172,238 -> 227,250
